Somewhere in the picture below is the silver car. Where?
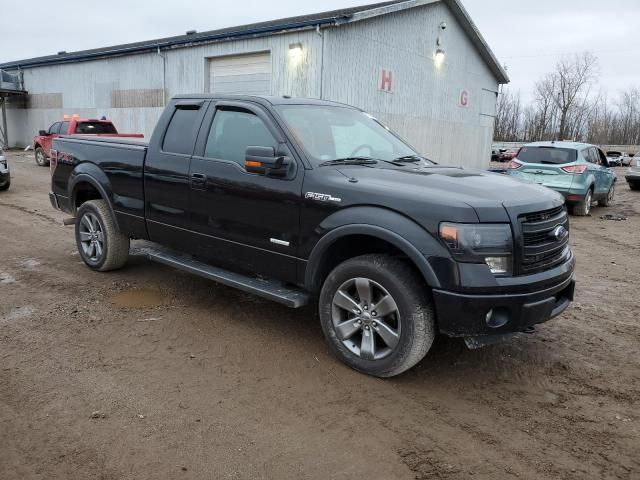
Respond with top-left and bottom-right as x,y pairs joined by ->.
0,147 -> 10,191
626,156 -> 640,190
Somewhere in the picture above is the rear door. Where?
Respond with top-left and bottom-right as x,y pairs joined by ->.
188,100 -> 303,283
144,100 -> 208,251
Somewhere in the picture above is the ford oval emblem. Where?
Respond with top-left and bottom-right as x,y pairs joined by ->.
550,225 -> 568,242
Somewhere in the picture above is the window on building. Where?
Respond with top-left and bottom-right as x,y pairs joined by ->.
204,109 -> 277,165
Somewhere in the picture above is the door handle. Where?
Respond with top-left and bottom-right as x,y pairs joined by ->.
190,173 -> 207,189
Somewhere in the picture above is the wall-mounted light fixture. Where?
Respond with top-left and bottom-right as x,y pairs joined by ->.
289,43 -> 303,59
434,48 -> 446,67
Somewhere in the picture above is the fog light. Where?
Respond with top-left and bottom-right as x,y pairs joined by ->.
485,256 -> 511,275
486,307 -> 509,329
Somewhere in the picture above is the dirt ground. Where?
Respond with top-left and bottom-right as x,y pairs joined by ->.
1,150 -> 639,480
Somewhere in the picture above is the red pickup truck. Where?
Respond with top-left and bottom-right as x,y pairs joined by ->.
33,118 -> 144,166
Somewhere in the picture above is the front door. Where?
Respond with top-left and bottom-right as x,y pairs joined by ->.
188,101 -> 303,284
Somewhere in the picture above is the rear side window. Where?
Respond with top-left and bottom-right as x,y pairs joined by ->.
517,146 -> 577,164
204,109 -> 277,165
59,121 -> 70,135
163,107 -> 203,155
76,122 -> 117,134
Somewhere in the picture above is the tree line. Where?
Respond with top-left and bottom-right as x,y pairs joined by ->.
494,52 -> 640,146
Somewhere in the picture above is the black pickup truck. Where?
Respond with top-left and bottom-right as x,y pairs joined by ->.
49,95 -> 575,377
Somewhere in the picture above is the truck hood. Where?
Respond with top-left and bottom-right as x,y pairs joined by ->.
334,164 -> 564,223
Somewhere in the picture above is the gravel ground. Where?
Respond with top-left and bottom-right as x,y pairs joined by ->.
1,150 -> 639,479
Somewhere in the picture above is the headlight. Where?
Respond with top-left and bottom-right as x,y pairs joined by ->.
439,223 -> 513,275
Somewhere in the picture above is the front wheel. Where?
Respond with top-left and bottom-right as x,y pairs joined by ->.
599,183 -> 615,207
571,189 -> 593,216
319,255 -> 435,378
35,147 -> 48,167
75,199 -> 130,271
629,182 -> 640,191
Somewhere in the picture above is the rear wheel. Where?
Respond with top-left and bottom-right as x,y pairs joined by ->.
599,183 -> 615,207
319,254 -> 435,378
0,179 -> 9,191
572,188 -> 593,216
629,182 -> 640,191
75,200 -> 129,271
35,147 -> 48,167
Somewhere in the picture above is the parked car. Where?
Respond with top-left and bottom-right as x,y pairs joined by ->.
33,117 -> 144,166
49,95 -> 575,378
621,153 -> 633,167
499,148 -> 519,162
491,149 -> 500,161
506,141 -> 616,216
606,151 -> 625,167
0,146 -> 10,191
626,157 -> 640,190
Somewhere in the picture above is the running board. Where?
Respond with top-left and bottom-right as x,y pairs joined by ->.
131,241 -> 310,308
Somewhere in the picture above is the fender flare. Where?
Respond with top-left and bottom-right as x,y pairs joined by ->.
304,209 -> 447,292
68,172 -> 120,231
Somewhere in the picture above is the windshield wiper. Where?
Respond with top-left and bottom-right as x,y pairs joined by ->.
393,155 -> 437,165
319,157 -> 378,167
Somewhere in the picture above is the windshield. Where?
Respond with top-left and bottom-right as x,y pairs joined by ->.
275,105 -> 420,166
517,146 -> 577,164
76,122 -> 117,134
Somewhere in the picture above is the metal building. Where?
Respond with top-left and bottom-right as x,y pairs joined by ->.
0,0 -> 508,168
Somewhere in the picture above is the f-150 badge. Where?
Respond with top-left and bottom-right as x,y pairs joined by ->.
305,192 -> 342,203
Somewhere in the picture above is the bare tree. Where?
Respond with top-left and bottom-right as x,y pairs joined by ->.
551,52 -> 599,140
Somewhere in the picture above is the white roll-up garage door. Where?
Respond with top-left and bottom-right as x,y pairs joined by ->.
208,52 -> 272,95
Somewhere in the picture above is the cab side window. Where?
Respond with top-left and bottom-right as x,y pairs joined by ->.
162,107 -> 203,155
49,122 -> 61,135
59,121 -> 70,135
204,109 -> 277,166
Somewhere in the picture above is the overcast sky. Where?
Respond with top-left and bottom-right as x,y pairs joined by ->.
1,0 -> 638,102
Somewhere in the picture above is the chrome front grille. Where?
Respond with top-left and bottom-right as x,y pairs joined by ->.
519,206 -> 570,274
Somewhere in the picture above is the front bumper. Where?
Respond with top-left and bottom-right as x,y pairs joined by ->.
0,165 -> 9,185
625,174 -> 640,183
433,271 -> 576,337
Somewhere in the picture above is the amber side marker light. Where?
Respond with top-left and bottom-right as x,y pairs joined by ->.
245,160 -> 263,168
439,224 -> 459,245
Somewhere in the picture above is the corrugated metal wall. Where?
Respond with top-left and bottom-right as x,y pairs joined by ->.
322,2 -> 498,168
5,2 -> 499,170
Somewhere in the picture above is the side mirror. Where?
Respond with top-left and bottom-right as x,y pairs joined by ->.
39,130 -> 49,136
245,146 -> 290,177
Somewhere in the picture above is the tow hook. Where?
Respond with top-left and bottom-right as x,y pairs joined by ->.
62,217 -> 76,226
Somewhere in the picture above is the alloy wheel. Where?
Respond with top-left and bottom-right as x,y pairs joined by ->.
78,212 -> 105,262
331,277 -> 401,360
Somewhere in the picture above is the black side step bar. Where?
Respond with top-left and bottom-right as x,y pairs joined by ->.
131,241 -> 310,308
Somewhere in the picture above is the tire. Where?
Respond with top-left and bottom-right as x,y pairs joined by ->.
599,183 -> 615,207
630,182 -> 640,191
571,188 -> 593,216
319,254 -> 435,378
35,147 -> 49,167
0,180 -> 9,191
75,199 -> 129,272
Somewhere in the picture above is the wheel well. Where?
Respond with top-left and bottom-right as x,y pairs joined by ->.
74,182 -> 103,211
34,143 -> 42,150
311,234 -> 426,294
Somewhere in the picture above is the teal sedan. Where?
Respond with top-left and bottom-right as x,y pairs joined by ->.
506,141 -> 616,216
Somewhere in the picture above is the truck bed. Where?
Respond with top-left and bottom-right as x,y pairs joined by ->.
51,135 -> 149,238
